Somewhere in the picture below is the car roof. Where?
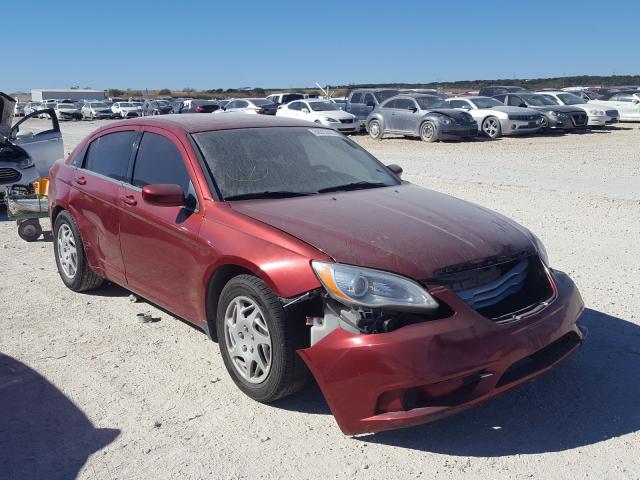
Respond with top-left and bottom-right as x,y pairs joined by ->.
98,113 -> 323,134
390,93 -> 440,99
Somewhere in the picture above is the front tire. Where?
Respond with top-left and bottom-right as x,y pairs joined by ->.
419,121 -> 438,142
367,119 -> 383,140
216,275 -> 308,402
481,116 -> 502,138
53,211 -> 103,292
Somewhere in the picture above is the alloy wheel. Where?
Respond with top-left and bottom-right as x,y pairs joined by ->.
224,296 -> 272,384
57,224 -> 78,279
482,117 -> 500,138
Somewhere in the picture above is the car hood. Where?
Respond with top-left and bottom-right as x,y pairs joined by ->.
428,108 -> 473,120
314,110 -> 355,120
1,92 -> 16,143
228,184 -> 534,280
527,104 -> 583,114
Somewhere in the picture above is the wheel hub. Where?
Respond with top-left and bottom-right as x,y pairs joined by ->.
57,224 -> 78,278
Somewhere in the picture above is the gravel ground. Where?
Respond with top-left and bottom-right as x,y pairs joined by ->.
1,119 -> 639,480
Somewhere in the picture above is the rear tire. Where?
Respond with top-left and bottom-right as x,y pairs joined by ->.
53,210 -> 103,292
368,119 -> 384,140
216,275 -> 309,402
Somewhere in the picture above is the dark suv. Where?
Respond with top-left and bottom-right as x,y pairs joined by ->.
479,86 -> 529,97
345,89 -> 400,127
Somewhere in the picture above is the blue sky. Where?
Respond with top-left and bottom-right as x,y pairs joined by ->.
4,0 -> 640,92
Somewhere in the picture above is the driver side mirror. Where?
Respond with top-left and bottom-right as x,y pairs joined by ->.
408,106 -> 418,113
142,184 -> 185,206
386,163 -> 403,178
301,108 -> 309,114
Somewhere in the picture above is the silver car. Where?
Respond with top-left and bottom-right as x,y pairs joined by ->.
1,93 -> 64,192
81,101 -> 113,120
366,94 -> 478,142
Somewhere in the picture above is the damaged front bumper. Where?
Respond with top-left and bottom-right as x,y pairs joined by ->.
297,269 -> 584,435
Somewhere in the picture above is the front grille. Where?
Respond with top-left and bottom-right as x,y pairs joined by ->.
0,168 -> 21,184
496,332 -> 581,387
571,113 -> 587,126
340,119 -> 354,124
435,254 -> 554,322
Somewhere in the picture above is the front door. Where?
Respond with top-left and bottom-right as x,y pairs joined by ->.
10,109 -> 64,177
118,128 -> 205,322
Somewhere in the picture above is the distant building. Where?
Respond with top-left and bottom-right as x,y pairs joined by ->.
31,88 -> 105,102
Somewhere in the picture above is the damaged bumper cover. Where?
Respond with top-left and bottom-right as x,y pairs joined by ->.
297,270 -> 584,435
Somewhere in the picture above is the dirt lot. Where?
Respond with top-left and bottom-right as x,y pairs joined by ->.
1,119 -> 640,480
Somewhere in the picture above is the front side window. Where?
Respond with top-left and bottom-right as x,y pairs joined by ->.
449,99 -> 471,109
84,131 -> 137,181
363,93 -> 375,105
469,97 -> 502,109
350,92 -> 363,104
415,96 -> 449,109
611,94 -> 633,102
540,94 -> 561,105
395,99 -> 416,110
132,132 -> 190,193
192,127 -> 399,200
381,99 -> 397,109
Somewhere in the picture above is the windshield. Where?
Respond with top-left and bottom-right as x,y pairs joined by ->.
156,100 -> 170,106
119,102 -> 134,107
91,102 -> 108,108
309,102 -> 340,111
374,90 -> 400,102
57,104 -> 75,109
557,93 -> 585,105
520,94 -> 558,106
471,97 -> 503,108
415,96 -> 449,109
282,94 -> 303,103
192,127 -> 399,200
250,99 -> 273,106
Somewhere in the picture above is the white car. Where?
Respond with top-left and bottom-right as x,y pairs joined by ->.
276,99 -> 359,132
447,96 -> 542,138
111,101 -> 143,119
222,98 -> 278,115
23,102 -> 42,116
81,101 -> 113,120
1,93 -> 64,191
588,91 -> 640,122
536,91 -> 618,126
54,102 -> 82,121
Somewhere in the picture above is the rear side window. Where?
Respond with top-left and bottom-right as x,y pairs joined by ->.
350,92 -> 363,104
132,132 -> 190,192
84,131 -> 137,181
363,93 -> 375,105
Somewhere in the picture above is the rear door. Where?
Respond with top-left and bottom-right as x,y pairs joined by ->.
68,128 -> 138,284
117,128 -> 205,321
10,109 -> 63,177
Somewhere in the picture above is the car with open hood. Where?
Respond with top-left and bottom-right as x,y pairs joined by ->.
493,92 -> 588,130
47,114 -> 585,435
447,96 -> 543,138
1,92 -> 64,193
366,93 -> 478,142
54,102 -> 83,121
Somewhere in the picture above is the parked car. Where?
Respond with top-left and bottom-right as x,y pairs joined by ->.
265,93 -> 304,106
588,91 -> 640,122
14,102 -> 26,116
493,93 -> 588,130
180,99 -> 222,114
23,102 -> 43,116
1,93 -> 64,191
345,89 -> 400,127
47,113 -> 585,435
447,96 -> 543,138
142,99 -> 173,116
54,102 -> 83,121
81,101 -> 113,120
222,98 -> 278,115
400,88 -> 447,99
276,99 -> 358,132
535,91 -> 619,126
366,94 -> 478,142
478,85 -> 529,97
111,102 -> 143,119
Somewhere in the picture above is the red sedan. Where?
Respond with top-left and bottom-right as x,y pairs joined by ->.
48,114 -> 585,435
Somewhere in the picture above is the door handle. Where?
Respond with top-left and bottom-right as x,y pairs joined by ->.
120,195 -> 137,206
74,176 -> 86,185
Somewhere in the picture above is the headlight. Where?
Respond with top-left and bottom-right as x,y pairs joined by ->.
588,109 -> 604,116
439,116 -> 453,125
19,157 -> 34,169
311,261 -> 439,311
323,117 -> 338,123
527,231 -> 549,267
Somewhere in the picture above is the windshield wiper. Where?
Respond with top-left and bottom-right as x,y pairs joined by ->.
318,181 -> 388,193
224,191 -> 316,201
